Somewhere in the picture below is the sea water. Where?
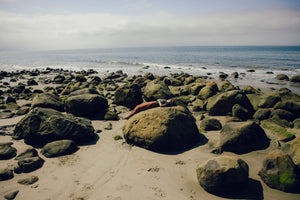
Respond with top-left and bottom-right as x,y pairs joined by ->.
0,46 -> 299,93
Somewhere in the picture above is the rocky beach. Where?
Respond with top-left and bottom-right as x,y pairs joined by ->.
0,68 -> 300,200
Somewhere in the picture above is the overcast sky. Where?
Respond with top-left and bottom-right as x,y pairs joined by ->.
0,0 -> 300,50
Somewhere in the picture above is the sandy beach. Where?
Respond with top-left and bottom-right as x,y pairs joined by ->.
0,69 -> 300,200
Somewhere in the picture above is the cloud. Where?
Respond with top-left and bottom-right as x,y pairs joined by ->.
0,8 -> 299,50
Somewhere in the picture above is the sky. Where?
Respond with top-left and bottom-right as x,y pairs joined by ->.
0,0 -> 300,50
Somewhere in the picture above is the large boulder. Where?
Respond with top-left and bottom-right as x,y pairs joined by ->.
196,156 -> 249,194
274,101 -> 300,119
41,140 -> 79,158
206,90 -> 254,116
199,118 -> 222,131
143,81 -> 173,101
13,107 -> 96,146
68,87 -> 99,97
258,94 -> 281,108
253,108 -> 271,121
219,121 -> 269,154
232,104 -> 252,121
258,150 -> 300,192
282,137 -> 300,168
0,142 -> 17,160
114,83 -> 143,109
31,93 -> 64,112
65,94 -> 108,118
123,106 -> 200,152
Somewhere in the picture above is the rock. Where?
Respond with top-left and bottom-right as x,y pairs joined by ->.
218,80 -> 237,92
219,72 -> 228,79
15,148 -> 38,160
272,109 -> 294,122
123,106 -> 200,152
243,86 -> 259,94
273,101 -> 300,119
16,106 -> 30,115
197,83 -> 218,100
65,94 -> 108,118
0,142 -> 17,160
27,79 -> 38,85
103,110 -> 119,120
196,156 -> 249,194
293,118 -> 300,129
282,137 -> 300,168
41,140 -> 79,158
18,176 -> 39,185
5,97 -> 16,104
90,76 -> 102,85
143,81 -> 173,101
276,74 -> 289,81
188,83 -> 205,95
199,118 -> 222,131
75,74 -> 86,82
4,190 -> 19,200
68,87 -> 99,97
231,72 -> 239,78
104,122 -> 112,130
31,93 -> 64,112
114,83 -> 143,109
0,168 -> 14,181
13,107 -> 96,146
232,104 -> 252,121
258,94 -> 281,108
206,90 -> 254,116
253,108 -> 271,121
258,150 -> 300,192
290,75 -> 300,83
53,75 -> 65,84
219,121 -> 269,154
15,156 -> 44,173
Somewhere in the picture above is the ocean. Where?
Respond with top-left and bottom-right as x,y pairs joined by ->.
0,46 -> 300,93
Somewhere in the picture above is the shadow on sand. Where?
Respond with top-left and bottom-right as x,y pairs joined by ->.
212,178 -> 264,200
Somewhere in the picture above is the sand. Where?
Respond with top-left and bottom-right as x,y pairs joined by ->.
1,71 -> 300,200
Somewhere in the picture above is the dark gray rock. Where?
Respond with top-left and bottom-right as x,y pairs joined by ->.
15,148 -> 38,160
18,176 -> 39,185
219,121 -> 269,154
207,90 -> 254,116
196,156 -> 249,194
232,104 -> 252,121
199,118 -> 222,131
253,109 -> 271,121
31,93 -> 64,112
65,94 -> 108,118
4,190 -> 18,200
258,150 -> 300,192
0,142 -> 17,160
272,109 -> 294,122
123,106 -> 200,152
0,168 -> 14,181
114,83 -> 143,109
143,81 -> 173,101
13,107 -> 96,146
41,140 -> 79,158
276,74 -> 289,81
290,75 -> 300,83
14,156 -> 44,173
258,94 -> 281,108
